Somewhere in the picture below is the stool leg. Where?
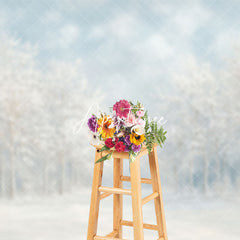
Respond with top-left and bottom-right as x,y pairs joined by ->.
87,150 -> 104,240
130,156 -> 144,240
113,158 -> 123,238
149,147 -> 168,240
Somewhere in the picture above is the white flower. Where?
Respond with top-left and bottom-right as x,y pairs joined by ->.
88,131 -> 103,145
131,125 -> 145,135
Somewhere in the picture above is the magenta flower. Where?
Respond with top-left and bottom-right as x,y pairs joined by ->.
124,135 -> 131,146
113,99 -> 131,118
131,144 -> 141,152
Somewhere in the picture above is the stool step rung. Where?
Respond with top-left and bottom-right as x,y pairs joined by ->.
120,176 -> 152,184
100,192 -> 112,200
105,230 -> 117,237
142,192 -> 159,205
121,220 -> 158,231
99,186 -> 132,195
94,236 -> 127,240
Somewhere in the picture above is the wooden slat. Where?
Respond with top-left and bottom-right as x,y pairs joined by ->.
87,151 -> 104,240
93,143 -> 158,159
142,192 -> 159,205
157,238 -> 165,240
121,220 -> 158,231
149,146 -> 168,239
130,156 -> 144,240
100,192 -> 112,200
120,176 -> 152,184
94,236 -> 126,240
113,158 -> 123,238
105,230 -> 117,237
99,186 -> 132,195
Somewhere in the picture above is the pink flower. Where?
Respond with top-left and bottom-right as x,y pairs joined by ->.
135,118 -> 146,126
136,110 -> 144,117
125,113 -> 136,127
113,100 -> 131,118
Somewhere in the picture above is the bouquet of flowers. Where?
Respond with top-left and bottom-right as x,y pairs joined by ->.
87,100 -> 167,163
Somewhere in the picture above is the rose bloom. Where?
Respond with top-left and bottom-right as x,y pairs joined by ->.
135,118 -> 145,126
136,110 -> 144,117
115,141 -> 125,152
105,138 -> 115,148
125,113 -> 136,127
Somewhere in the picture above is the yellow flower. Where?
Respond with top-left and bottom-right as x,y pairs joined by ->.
129,132 -> 146,145
97,115 -> 115,139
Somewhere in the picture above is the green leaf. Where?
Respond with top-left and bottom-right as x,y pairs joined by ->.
99,145 -> 110,152
95,152 -> 113,164
129,151 -> 137,163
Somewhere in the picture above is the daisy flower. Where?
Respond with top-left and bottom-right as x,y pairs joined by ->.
129,132 -> 146,145
97,115 -> 116,139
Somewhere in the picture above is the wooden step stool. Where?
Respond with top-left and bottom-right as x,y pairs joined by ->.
87,144 -> 168,240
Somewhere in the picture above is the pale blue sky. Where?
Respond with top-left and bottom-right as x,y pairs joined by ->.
0,0 -> 239,109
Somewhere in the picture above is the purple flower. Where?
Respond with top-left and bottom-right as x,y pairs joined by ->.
88,115 -> 98,132
124,145 -> 130,152
131,144 -> 141,152
125,135 -> 131,146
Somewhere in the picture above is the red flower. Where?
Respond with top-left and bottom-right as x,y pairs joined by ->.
115,141 -> 125,152
105,138 -> 115,148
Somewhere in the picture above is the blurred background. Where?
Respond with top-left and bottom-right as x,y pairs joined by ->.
0,0 -> 239,239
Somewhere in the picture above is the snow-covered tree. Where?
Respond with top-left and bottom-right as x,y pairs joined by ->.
0,34 -> 103,198
154,55 -> 239,195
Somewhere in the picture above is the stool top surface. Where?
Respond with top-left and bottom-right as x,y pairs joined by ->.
93,143 -> 157,159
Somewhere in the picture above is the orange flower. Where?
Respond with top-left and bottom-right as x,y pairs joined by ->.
97,115 -> 116,139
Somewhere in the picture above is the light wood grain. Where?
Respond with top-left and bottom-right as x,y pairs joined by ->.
100,192 -> 112,200
93,143 -> 158,159
94,236 -> 127,240
130,156 -> 144,240
99,186 -> 131,195
149,146 -> 168,240
87,150 -> 104,240
142,192 -> 159,205
120,176 -> 152,184
113,158 -> 123,238
121,220 -> 158,231
105,230 -> 117,238
88,143 -> 168,240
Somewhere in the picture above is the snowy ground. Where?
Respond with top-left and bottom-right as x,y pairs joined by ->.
0,190 -> 239,240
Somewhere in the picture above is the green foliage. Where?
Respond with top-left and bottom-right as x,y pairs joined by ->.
144,111 -> 167,154
99,145 -> 110,152
129,150 -> 138,162
95,152 -> 113,164
130,100 -> 144,116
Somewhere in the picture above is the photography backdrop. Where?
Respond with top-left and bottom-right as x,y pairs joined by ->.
0,1 -> 239,240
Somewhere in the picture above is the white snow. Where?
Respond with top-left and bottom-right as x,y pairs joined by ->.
0,190 -> 239,240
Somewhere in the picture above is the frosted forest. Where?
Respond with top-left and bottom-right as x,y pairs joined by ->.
0,1 -> 239,240
1,35 -> 239,199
